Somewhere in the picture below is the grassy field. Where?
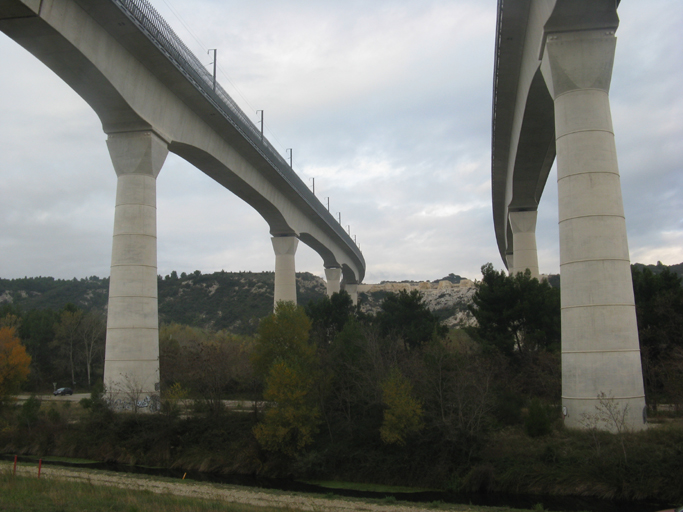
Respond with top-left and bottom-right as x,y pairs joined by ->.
0,472 -> 285,512
0,466 -> 560,512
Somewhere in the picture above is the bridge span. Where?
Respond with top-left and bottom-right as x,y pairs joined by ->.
492,0 -> 646,430
0,0 -> 365,406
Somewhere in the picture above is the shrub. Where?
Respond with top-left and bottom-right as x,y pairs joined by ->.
525,398 -> 552,437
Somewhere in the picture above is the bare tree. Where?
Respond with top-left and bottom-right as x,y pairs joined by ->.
79,311 -> 105,387
579,391 -> 631,462
53,309 -> 83,386
119,373 -> 147,414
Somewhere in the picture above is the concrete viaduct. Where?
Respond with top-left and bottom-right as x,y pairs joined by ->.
492,0 -> 646,430
0,0 -> 365,405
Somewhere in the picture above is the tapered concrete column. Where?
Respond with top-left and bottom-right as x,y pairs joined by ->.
272,236 -> 298,307
104,131 -> 168,410
505,252 -> 515,276
324,267 -> 342,297
509,210 -> 539,279
542,29 -> 646,430
342,283 -> 358,305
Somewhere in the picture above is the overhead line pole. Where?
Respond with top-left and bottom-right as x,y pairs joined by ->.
207,49 -> 216,91
256,110 -> 264,141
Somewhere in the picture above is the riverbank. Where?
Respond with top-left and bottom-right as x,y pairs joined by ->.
0,462 -> 544,512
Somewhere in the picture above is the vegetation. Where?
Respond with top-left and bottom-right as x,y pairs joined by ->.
0,271 -> 327,336
0,471 -> 303,512
0,470 -> 556,512
0,262 -> 682,506
632,265 -> 683,410
0,326 -> 31,407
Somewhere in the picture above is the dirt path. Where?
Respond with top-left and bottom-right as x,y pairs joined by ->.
0,461 -> 498,512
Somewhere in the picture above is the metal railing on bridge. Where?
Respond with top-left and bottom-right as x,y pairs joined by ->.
110,0 -> 363,265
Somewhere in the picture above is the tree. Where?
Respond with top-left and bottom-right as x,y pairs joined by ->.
252,302 -> 321,455
79,311 -> 105,387
631,266 -> 683,406
251,301 -> 315,378
0,326 -> 31,405
377,290 -> 447,350
253,360 -> 321,456
305,290 -> 357,344
468,264 -> 560,357
380,368 -> 424,446
17,308 -> 60,388
321,319 -> 396,435
52,306 -> 83,387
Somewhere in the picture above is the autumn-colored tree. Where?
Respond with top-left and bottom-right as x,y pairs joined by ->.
0,326 -> 32,404
251,301 -> 315,378
253,360 -> 321,456
379,368 -> 424,446
252,302 -> 321,455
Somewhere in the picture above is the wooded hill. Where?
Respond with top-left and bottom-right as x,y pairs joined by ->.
1,261 -> 681,334
0,271 -> 326,335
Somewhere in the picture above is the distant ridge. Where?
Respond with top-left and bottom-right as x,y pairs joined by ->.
2,262 -> 680,333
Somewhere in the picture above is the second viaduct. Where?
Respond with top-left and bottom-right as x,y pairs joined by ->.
492,0 -> 646,430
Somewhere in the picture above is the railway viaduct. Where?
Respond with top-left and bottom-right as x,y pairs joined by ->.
492,0 -> 646,430
0,0 -> 365,407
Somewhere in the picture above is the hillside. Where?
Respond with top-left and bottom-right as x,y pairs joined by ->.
0,270 -> 477,331
0,271 -> 326,335
2,262 -> 680,333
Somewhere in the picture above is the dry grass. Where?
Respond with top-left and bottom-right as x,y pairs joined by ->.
0,463 -> 540,512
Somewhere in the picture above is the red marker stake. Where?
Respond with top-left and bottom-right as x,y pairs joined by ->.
38,459 -> 42,478
13,455 -> 17,476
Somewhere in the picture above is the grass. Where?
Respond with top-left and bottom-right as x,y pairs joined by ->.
0,468 -> 569,512
0,472 -> 289,512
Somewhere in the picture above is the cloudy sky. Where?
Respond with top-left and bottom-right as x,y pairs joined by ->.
0,0 -> 681,284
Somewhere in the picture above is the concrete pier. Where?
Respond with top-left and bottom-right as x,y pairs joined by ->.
505,252 -> 514,276
272,236 -> 298,306
103,131 -> 167,409
342,282 -> 358,305
542,29 -> 646,431
509,210 -> 539,279
324,267 -> 342,297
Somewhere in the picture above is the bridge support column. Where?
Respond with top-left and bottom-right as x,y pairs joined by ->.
509,210 -> 539,279
542,29 -> 646,430
505,252 -> 515,276
104,131 -> 168,411
324,267 -> 342,297
342,283 -> 358,305
272,236 -> 298,307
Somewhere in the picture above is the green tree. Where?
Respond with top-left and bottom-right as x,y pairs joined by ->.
377,290 -> 447,350
468,264 -> 560,357
305,290 -> 357,343
631,266 -> 683,406
321,319 -> 393,436
17,308 -> 60,388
